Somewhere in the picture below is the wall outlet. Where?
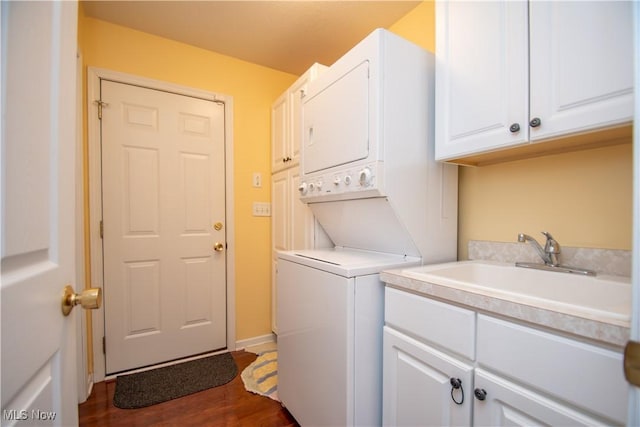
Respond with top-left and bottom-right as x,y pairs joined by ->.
252,202 -> 271,217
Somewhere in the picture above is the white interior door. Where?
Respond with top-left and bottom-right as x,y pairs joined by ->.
1,1 -> 79,425
101,81 -> 227,374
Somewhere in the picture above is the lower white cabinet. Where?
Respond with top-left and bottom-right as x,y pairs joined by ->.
383,287 -> 627,426
473,368 -> 610,426
383,327 -> 473,426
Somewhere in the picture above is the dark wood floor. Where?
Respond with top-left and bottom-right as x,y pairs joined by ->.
79,350 -> 300,427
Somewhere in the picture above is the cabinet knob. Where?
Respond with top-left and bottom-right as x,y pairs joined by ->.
529,117 -> 541,128
509,123 -> 520,133
474,388 -> 487,401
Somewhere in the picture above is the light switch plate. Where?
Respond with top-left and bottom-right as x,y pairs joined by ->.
252,202 -> 271,217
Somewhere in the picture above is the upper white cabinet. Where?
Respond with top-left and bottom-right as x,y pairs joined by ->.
271,63 -> 327,172
435,1 -> 634,163
271,92 -> 289,171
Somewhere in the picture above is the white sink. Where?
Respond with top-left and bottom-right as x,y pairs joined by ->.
401,260 -> 631,324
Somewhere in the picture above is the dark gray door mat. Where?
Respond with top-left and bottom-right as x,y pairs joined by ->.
113,352 -> 237,409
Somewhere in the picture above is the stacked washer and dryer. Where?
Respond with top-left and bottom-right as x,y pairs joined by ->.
276,29 -> 458,426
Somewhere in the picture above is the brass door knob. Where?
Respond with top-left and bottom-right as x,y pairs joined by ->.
214,242 -> 225,252
61,285 -> 102,316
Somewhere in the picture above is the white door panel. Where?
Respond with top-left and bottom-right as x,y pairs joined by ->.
1,1 -> 79,425
383,327 -> 473,426
101,81 -> 227,374
474,369 -> 612,426
435,0 -> 528,160
529,1 -> 634,141
302,61 -> 370,175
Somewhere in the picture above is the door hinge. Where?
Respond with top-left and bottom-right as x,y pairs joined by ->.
625,341 -> 640,386
99,220 -> 104,239
94,100 -> 109,120
102,336 -> 106,354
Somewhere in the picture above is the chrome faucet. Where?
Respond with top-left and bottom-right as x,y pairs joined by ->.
516,231 -> 596,276
517,231 -> 560,267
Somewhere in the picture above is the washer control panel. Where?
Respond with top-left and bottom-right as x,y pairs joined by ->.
299,162 -> 384,202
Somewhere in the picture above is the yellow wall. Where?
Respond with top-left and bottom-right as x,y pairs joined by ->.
390,1 -> 633,259
389,1 -> 436,53
78,0 -> 633,361
78,10 -> 297,344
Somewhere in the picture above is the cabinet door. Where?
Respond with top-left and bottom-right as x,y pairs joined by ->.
435,0 -> 528,161
383,327 -> 473,427
474,369 -> 615,426
529,1 -> 633,142
271,170 -> 289,334
271,170 -> 289,253
477,314 -> 627,424
288,76 -> 308,167
271,92 -> 289,172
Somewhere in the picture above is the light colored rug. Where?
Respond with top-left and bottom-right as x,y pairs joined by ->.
241,348 -> 279,401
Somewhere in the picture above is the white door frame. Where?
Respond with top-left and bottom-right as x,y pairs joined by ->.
86,67 -> 236,382
628,2 -> 640,423
76,51 -> 90,403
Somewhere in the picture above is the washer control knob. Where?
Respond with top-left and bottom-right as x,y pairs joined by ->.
334,177 -> 341,186
298,182 -> 308,195
308,182 -> 315,192
344,175 -> 352,185
359,168 -> 372,187
316,181 -> 323,190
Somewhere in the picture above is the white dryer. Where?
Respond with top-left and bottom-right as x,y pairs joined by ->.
277,28 -> 458,426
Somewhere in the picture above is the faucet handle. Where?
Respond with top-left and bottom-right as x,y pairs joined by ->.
541,231 -> 560,252
541,231 -> 561,267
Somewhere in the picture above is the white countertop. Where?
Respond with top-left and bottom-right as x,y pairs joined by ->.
381,268 -> 630,348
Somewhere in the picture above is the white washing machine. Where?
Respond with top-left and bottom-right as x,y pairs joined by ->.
277,248 -> 420,427
277,29 -> 458,427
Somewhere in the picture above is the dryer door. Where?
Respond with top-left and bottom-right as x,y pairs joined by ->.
302,60 -> 370,175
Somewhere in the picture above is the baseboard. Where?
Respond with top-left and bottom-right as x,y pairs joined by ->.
87,377 -> 94,399
78,373 -> 93,404
235,333 -> 276,350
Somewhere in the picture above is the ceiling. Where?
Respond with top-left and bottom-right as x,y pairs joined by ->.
81,1 -> 422,75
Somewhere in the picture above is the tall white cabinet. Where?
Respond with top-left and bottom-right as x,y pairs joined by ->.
435,0 -> 634,162
271,63 -> 327,333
